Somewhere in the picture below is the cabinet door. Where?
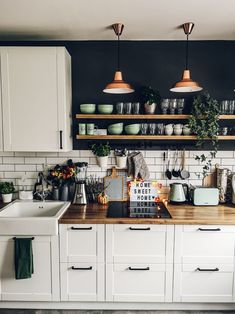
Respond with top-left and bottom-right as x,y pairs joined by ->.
1,47 -> 71,152
0,235 -> 59,301
106,224 -> 174,263
60,262 -> 105,301
174,263 -> 235,303
106,263 -> 173,302
60,224 -> 105,263
175,225 -> 235,264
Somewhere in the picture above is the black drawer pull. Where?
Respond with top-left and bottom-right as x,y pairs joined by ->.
13,237 -> 35,240
72,266 -> 92,270
129,227 -> 151,231
198,228 -> 221,232
196,267 -> 219,272
59,130 -> 63,150
128,267 -> 150,271
71,226 -> 92,230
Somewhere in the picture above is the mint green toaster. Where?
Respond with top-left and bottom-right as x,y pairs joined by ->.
190,187 -> 219,206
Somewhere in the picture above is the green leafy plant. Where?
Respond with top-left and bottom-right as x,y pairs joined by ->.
91,143 -> 111,157
141,86 -> 161,105
0,182 -> 15,194
195,152 -> 216,179
188,92 -> 219,153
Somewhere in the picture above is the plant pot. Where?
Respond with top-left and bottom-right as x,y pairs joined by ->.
52,187 -> 60,200
2,193 -> 13,203
144,102 -> 157,114
116,156 -> 127,168
97,156 -> 108,168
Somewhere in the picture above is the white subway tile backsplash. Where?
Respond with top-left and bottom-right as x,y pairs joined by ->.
15,164 -> 36,171
0,149 -> 232,192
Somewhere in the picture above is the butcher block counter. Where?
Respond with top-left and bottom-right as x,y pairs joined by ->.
59,201 -> 235,225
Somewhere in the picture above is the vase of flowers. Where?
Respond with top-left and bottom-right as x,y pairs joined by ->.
47,159 -> 77,201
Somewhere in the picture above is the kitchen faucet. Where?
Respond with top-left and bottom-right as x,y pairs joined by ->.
34,172 -> 50,201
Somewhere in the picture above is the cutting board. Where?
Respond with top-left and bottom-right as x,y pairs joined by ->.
104,167 -> 125,201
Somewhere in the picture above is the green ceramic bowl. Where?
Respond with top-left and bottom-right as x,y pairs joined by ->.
108,123 -> 123,135
80,104 -> 96,114
98,104 -> 113,114
125,124 -> 140,135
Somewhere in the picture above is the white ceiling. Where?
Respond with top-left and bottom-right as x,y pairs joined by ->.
0,0 -> 235,40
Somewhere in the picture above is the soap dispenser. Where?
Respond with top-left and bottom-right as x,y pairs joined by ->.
232,174 -> 235,204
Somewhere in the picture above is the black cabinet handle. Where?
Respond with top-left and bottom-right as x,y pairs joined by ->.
59,130 -> 63,149
198,228 -> 221,232
13,237 -> 34,240
129,227 -> 151,231
128,267 -> 150,271
71,226 -> 92,230
196,267 -> 219,272
72,266 -> 92,270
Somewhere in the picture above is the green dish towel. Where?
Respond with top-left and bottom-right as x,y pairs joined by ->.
14,238 -> 34,280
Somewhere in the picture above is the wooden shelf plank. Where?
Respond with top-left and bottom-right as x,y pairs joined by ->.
76,114 -> 235,120
76,114 -> 190,120
76,135 -> 235,140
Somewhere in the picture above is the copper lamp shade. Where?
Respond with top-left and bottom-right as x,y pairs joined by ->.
170,70 -> 203,92
103,23 -> 134,94
170,22 -> 203,93
103,71 -> 134,94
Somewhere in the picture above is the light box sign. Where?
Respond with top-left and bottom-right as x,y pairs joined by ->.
129,180 -> 159,202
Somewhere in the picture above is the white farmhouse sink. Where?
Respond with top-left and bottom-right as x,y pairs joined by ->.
0,200 -> 70,235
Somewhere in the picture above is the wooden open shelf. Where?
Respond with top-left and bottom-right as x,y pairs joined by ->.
76,114 -> 235,120
76,135 -> 235,140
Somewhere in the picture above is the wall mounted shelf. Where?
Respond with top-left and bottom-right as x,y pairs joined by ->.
76,135 -> 235,140
76,114 -> 235,120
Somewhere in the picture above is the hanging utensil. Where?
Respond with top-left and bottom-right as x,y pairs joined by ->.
172,149 -> 180,177
165,149 -> 172,179
180,149 -> 190,179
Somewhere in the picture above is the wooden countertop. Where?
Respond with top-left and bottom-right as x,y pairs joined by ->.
59,202 -> 235,225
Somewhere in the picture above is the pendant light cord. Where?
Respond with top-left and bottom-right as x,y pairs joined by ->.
185,33 -> 189,70
117,33 -> 120,71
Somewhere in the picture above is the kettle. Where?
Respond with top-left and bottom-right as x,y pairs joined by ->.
169,183 -> 189,204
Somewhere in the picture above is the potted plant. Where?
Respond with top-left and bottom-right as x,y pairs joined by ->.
0,182 -> 15,203
114,148 -> 128,168
141,86 -> 161,114
91,143 -> 111,168
189,92 -> 219,152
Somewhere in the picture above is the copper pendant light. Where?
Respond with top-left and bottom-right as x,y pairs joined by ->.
103,23 -> 134,94
170,22 -> 203,93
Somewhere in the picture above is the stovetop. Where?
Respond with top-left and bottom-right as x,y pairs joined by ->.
107,201 -> 172,219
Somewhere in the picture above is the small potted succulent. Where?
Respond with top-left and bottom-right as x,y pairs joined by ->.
91,142 -> 111,168
114,148 -> 128,168
141,86 -> 161,114
0,182 -> 15,203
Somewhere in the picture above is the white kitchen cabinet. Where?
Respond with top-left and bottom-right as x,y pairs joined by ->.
106,263 -> 173,302
60,262 -> 105,301
106,224 -> 174,302
174,225 -> 235,303
59,224 -> 105,263
59,224 -> 105,302
0,46 -> 72,152
106,224 -> 174,263
0,235 -> 60,301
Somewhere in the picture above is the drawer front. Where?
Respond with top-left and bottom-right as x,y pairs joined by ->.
60,262 -> 104,301
174,263 -> 235,303
106,263 -> 173,302
175,225 -> 235,264
106,224 -> 174,263
59,224 -> 104,263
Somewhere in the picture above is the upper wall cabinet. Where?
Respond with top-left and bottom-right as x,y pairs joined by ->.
0,47 -> 72,152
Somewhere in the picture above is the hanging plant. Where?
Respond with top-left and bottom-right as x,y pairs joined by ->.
188,92 -> 219,153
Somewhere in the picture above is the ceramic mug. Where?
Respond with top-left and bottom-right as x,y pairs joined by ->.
183,124 -> 191,135
86,123 -> 98,135
165,124 -> 174,135
79,123 -> 86,135
173,124 -> 183,135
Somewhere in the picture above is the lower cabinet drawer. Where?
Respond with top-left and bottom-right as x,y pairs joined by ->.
60,263 -> 104,301
106,263 -> 173,302
174,263 -> 235,303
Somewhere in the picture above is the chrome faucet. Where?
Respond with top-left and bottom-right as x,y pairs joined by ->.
34,172 -> 49,201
